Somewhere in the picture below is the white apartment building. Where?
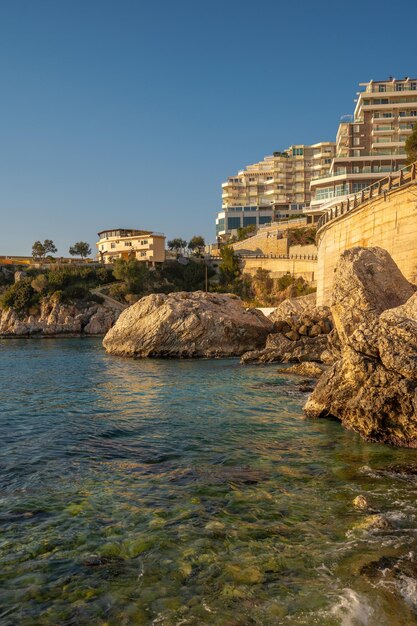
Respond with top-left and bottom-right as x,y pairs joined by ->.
217,142 -> 335,239
308,77 -> 417,221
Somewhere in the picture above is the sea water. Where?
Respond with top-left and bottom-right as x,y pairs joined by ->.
1,338 -> 417,625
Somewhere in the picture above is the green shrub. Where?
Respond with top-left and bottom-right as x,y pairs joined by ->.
0,279 -> 38,312
286,227 -> 317,246
62,285 -> 90,301
89,293 -> 104,304
108,283 -> 128,301
0,270 -> 13,287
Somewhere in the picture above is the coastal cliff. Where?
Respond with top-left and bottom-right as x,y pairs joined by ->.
305,247 -> 417,447
0,296 -> 120,336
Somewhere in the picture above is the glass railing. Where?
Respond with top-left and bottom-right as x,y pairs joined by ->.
317,161 -> 417,231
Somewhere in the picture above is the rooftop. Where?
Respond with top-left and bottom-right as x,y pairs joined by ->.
97,229 -> 165,238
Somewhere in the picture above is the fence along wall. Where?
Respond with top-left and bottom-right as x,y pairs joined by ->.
316,165 -> 417,305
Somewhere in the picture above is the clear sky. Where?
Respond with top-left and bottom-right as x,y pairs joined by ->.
1,0 -> 416,256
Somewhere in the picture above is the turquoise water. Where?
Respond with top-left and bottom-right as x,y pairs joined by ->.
2,339 -> 417,625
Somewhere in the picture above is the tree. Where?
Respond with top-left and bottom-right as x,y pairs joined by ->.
43,240 -> 58,257
405,123 -> 417,165
252,268 -> 274,304
113,258 -> 151,294
69,241 -> 92,259
218,245 -> 241,287
32,241 -> 45,260
188,235 -> 205,256
32,239 -> 57,261
236,225 -> 256,241
167,238 -> 187,254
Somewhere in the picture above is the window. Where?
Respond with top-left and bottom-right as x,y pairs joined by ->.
110,243 -> 116,249
259,216 -> 271,225
335,184 -> 348,196
353,137 -> 360,146
352,182 -> 369,193
140,239 -> 148,245
395,83 -> 405,91
400,110 -> 417,117
124,241 -> 132,247
378,84 -> 387,92
216,218 -> 225,235
243,216 -> 257,227
411,82 -> 417,91
140,251 -> 146,257
292,148 -> 304,156
354,125 -> 360,132
227,217 -> 241,230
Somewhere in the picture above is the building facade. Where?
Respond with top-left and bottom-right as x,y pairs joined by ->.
96,229 -> 166,265
217,142 -> 335,239
308,77 -> 417,221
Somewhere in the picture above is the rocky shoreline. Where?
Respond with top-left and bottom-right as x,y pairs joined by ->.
0,297 -> 121,337
4,246 -> 417,448
304,247 -> 417,448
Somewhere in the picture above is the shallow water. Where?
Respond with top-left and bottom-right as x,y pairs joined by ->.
1,339 -> 417,625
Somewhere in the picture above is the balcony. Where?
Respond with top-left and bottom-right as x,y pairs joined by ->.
398,115 -> 417,122
372,127 -> 394,134
371,140 -> 404,149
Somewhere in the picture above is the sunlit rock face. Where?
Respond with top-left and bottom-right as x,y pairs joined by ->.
241,293 -> 334,365
305,246 -> 417,448
0,298 -> 119,336
103,291 -> 273,358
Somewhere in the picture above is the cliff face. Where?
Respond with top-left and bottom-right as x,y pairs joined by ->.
304,247 -> 417,448
0,298 -> 120,336
103,291 -> 273,358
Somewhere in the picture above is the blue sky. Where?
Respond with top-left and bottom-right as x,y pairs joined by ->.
1,0 -> 416,256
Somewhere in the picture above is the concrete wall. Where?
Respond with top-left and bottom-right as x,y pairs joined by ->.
288,243 -> 317,257
242,256 -> 317,283
317,184 -> 417,305
233,234 -> 289,256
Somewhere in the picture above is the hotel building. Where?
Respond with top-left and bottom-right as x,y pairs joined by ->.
96,229 -> 166,265
216,142 -> 335,239
308,77 -> 417,221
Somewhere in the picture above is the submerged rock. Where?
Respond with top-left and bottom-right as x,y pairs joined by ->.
276,362 -> 325,378
352,495 -> 368,510
305,247 -> 417,448
103,291 -> 273,358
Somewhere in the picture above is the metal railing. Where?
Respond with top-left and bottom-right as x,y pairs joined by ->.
316,161 -> 417,232
238,253 -> 318,261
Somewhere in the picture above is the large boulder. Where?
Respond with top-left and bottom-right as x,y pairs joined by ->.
304,247 -> 417,447
269,292 -> 317,321
102,291 -> 273,358
330,246 -> 415,344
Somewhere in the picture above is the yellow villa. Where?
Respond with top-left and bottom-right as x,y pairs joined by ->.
96,228 -> 166,265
